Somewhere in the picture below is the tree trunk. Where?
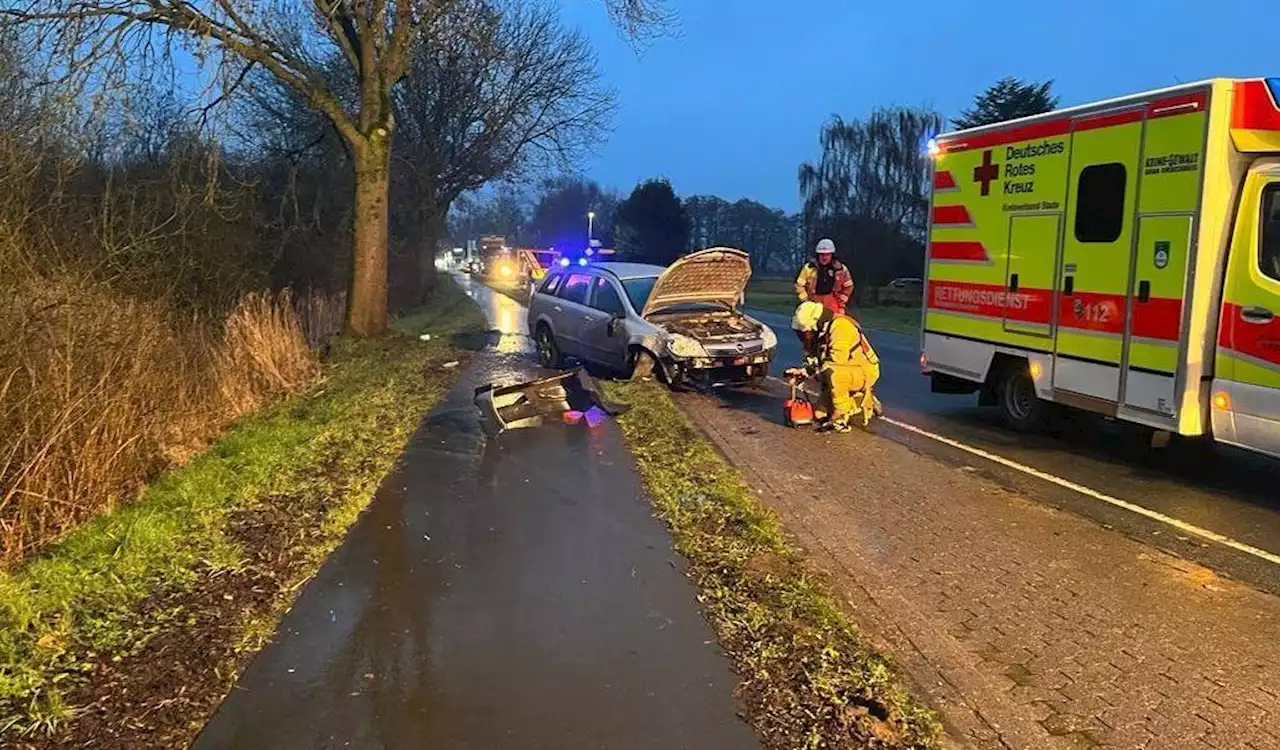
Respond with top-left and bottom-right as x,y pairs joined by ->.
345,135 -> 391,336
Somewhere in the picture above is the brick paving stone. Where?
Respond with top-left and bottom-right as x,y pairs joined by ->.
679,393 -> 1280,750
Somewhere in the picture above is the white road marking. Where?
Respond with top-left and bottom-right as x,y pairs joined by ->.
879,415 -> 1280,567
761,375 -> 1280,567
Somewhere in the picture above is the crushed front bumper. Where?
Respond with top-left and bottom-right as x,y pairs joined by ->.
666,351 -> 773,387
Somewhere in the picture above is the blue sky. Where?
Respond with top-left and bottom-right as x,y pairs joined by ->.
559,0 -> 1277,212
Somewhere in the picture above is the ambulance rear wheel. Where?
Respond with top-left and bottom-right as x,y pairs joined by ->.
997,364 -> 1045,432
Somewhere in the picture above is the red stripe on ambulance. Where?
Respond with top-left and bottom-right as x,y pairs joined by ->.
1219,303 -> 1280,367
936,119 -> 1070,153
931,205 -> 972,225
1057,292 -> 1181,340
1129,297 -> 1183,342
935,91 -> 1208,155
928,241 -> 989,262
929,283 -> 1183,341
933,170 -> 957,190
928,281 -> 1052,324
1232,80 -> 1280,131
1148,92 -> 1206,119
1074,109 -> 1144,132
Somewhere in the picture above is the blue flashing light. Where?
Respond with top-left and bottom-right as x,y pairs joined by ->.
577,257 -> 589,267
1268,78 -> 1280,105
558,257 -> 570,267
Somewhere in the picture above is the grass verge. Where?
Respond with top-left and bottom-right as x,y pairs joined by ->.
0,275 -> 485,748
746,277 -> 922,335
604,380 -> 940,749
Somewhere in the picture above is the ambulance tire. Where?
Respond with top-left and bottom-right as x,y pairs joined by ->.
996,363 -> 1046,433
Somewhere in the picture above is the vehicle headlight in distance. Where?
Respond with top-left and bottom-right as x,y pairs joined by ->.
665,333 -> 708,358
500,265 -> 513,278
760,324 -> 777,350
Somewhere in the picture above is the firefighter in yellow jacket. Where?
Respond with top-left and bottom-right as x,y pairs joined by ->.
791,301 -> 882,431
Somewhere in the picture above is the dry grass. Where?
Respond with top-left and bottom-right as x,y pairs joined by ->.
0,274 -> 321,565
295,289 -> 347,349
0,276 -> 483,742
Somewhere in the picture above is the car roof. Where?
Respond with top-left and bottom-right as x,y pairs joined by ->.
588,261 -> 664,280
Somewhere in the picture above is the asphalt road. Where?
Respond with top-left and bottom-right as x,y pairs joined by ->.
458,272 -> 1280,592
749,307 -> 1280,594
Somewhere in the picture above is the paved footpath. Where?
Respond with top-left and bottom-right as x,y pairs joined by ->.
678,388 -> 1280,750
194,281 -> 758,750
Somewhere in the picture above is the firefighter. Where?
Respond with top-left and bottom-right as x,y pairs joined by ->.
794,238 -> 854,313
791,300 -> 882,432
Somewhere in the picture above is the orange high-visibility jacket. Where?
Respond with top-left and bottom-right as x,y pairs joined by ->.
794,259 -> 854,308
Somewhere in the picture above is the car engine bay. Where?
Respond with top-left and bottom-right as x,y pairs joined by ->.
650,311 -> 762,342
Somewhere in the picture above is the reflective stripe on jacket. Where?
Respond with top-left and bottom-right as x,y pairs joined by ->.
819,314 -> 879,369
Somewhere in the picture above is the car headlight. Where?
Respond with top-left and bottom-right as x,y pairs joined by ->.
665,333 -> 708,358
760,325 -> 777,350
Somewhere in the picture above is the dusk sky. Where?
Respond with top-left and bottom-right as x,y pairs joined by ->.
559,0 -> 1276,212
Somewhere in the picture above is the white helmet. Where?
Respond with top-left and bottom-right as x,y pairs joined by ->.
815,238 -> 836,255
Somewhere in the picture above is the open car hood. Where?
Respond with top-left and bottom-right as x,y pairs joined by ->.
641,247 -> 753,317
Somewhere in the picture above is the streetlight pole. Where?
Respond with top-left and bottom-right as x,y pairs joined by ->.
587,211 -> 595,242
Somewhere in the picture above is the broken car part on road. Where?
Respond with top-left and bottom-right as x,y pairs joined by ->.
474,367 -> 631,434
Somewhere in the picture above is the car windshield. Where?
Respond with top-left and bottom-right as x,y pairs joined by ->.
621,276 -> 659,312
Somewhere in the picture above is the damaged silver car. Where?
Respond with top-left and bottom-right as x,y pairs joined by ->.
526,247 -> 776,388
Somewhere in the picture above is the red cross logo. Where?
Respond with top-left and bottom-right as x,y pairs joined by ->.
973,149 -> 1000,196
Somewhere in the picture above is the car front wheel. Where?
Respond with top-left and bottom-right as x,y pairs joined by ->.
536,325 -> 563,369
629,349 -> 657,381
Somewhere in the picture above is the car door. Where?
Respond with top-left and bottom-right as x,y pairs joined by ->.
551,272 -> 595,358
1215,171 -> 1280,458
528,272 -> 563,329
580,276 -> 630,370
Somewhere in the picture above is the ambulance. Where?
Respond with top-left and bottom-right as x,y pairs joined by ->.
921,78 -> 1280,458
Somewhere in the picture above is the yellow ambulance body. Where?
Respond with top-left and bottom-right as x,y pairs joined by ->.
921,77 -> 1280,458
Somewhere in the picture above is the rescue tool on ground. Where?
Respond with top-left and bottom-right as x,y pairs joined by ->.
920,77 -> 1280,459
782,367 -> 817,427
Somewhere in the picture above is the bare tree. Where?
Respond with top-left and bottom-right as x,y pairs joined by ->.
799,107 -> 941,292
391,0 -> 613,296
2,0 -> 666,335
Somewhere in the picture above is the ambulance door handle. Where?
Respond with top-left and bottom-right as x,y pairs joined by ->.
1063,276 -> 1074,296
1137,280 -> 1151,304
1241,306 -> 1275,324
1009,273 -> 1019,292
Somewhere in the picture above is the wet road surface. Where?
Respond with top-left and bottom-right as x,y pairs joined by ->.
194,279 -> 758,750
748,307 -> 1280,594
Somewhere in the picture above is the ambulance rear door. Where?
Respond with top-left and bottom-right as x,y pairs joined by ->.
1052,108 -> 1144,409
1119,91 -> 1209,420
